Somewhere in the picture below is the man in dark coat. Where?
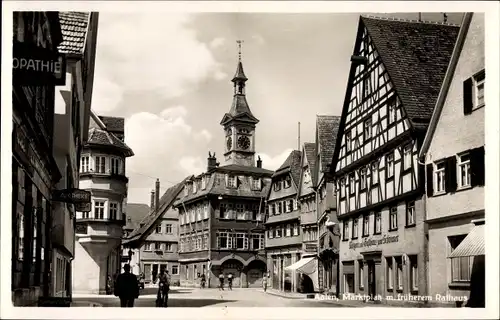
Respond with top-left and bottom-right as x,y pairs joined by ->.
114,264 -> 139,307
156,269 -> 171,307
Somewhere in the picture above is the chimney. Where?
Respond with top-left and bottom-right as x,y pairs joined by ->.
257,156 -> 262,168
155,179 -> 160,213
150,190 -> 155,210
207,152 -> 218,171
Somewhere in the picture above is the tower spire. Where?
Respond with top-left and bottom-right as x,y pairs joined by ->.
237,39 -> 243,62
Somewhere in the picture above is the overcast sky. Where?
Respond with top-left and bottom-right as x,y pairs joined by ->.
90,12 -> 465,205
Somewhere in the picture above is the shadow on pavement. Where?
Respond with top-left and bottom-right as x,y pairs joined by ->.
72,297 -> 236,308
140,288 -> 193,296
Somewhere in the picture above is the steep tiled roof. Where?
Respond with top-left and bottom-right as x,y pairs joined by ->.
98,116 -> 124,133
58,12 -> 89,55
303,142 -> 317,185
123,177 -> 191,246
124,203 -> 150,231
86,127 -> 134,157
317,115 -> 341,173
361,16 -> 460,129
273,150 -> 302,187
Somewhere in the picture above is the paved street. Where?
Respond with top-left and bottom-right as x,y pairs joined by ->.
72,287 -> 352,307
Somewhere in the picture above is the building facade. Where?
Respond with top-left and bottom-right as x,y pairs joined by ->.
314,115 -> 341,295
123,179 -> 187,286
50,11 -> 98,299
174,56 -> 271,288
265,150 -> 303,293
331,17 -> 459,303
419,13 -> 485,305
73,112 -> 134,294
11,11 -> 64,306
121,203 -> 150,275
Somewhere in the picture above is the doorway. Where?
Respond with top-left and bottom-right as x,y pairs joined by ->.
367,260 -> 376,299
152,264 -> 159,283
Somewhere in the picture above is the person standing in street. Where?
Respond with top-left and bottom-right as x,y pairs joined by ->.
156,269 -> 171,307
218,273 -> 225,291
227,273 -> 233,291
114,264 -> 139,307
262,273 -> 267,292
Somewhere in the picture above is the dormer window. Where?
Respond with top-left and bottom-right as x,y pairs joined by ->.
274,180 -> 282,191
193,181 -> 198,194
184,185 -> 188,197
226,175 -> 237,188
201,176 -> 207,190
251,177 -> 261,190
284,176 -> 292,189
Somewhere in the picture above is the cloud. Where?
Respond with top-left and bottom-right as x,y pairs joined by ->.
258,148 -> 294,171
251,34 -> 266,45
124,107 -> 211,203
213,70 -> 228,81
209,37 -> 226,49
91,13 -> 224,114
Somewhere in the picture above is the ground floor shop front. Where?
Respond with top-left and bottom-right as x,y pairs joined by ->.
141,260 -> 180,285
179,252 -> 267,288
427,212 -> 484,306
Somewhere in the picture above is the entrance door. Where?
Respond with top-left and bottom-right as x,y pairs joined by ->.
152,264 -> 159,283
367,261 -> 376,299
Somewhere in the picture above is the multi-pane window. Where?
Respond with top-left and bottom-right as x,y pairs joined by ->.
458,153 -> 471,188
286,224 -> 291,237
360,168 -> 367,190
193,181 -> 198,194
95,156 -> 106,173
109,202 -> 118,220
406,201 -> 415,226
293,224 -> 299,236
111,158 -> 120,175
236,204 -> 245,220
155,242 -> 161,250
340,179 -> 346,198
363,215 -> 369,236
235,233 -> 248,249
410,255 -> 418,291
349,173 -> 355,194
371,162 -> 379,185
227,175 -> 237,188
449,235 -> 473,282
274,181 -> 282,191
196,206 -> 202,221
276,227 -> 282,238
203,234 -> 208,249
386,257 -> 393,290
144,242 -> 152,251
435,162 -> 446,193
165,224 -> 172,234
252,177 -> 261,190
268,228 -> 274,239
94,201 -> 105,219
346,131 -> 351,153
352,218 -> 358,238
201,176 -> 206,190
386,154 -> 394,178
203,204 -> 209,220
155,225 -> 162,233
284,176 -> 292,188
217,231 -> 230,249
277,202 -> 282,214
403,145 -> 412,170
364,119 -> 372,140
389,207 -> 398,230
374,211 -> 382,234
343,221 -> 349,240
474,71 -> 485,107
172,265 -> 179,275
80,155 -> 90,173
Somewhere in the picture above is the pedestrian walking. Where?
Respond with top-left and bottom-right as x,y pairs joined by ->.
218,273 -> 225,291
114,264 -> 139,307
262,274 -> 267,292
156,269 -> 171,307
227,273 -> 233,290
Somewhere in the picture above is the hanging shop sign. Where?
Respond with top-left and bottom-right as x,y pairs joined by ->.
13,40 -> 66,86
304,243 -> 318,253
75,202 -> 91,213
52,188 -> 91,204
349,234 -> 399,249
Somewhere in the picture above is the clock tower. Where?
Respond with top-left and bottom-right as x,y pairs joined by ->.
220,40 -> 259,167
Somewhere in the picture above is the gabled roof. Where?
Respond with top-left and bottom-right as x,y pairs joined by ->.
123,176 -> 192,246
124,203 -> 150,231
58,12 -> 90,55
273,150 -> 302,187
419,13 -> 475,160
361,16 -> 460,129
317,115 -> 341,173
98,116 -> 124,133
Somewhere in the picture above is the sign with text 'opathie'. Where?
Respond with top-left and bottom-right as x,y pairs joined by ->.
13,40 -> 66,86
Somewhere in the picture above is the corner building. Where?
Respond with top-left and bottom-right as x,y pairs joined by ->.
174,56 -> 271,288
73,112 -> 134,294
331,16 -> 459,302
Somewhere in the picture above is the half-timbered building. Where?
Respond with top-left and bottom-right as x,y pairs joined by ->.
418,13 -> 485,307
330,16 -> 459,302
265,150 -> 302,293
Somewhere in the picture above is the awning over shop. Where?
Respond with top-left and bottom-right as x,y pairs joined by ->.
449,223 -> 484,258
284,256 -> 317,275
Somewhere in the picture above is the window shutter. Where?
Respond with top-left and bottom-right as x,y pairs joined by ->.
426,164 -> 434,196
463,78 -> 473,115
471,146 -> 485,187
445,156 -> 457,193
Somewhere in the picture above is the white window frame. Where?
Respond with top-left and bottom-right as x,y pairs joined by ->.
352,218 -> 358,238
109,202 -> 119,220
364,118 -> 372,140
457,153 -> 471,189
95,156 -> 106,174
284,176 -> 292,189
360,168 -> 367,189
293,224 -> 299,236
171,265 -> 179,275
435,161 -> 446,194
165,224 -> 172,234
374,211 -> 382,234
217,232 -> 230,249
236,204 -> 245,220
252,177 -> 261,190
201,176 -> 207,190
363,215 -> 369,236
111,157 -> 121,175
406,201 -> 415,226
371,162 -> 379,185
388,99 -> 396,124
93,200 -> 106,219
386,154 -> 394,178
144,242 -> 152,251
286,224 -> 291,237
340,179 -> 346,198
474,71 -> 485,108
389,206 -> 398,230
80,155 -> 90,173
346,131 -> 351,152
193,181 -> 198,194
227,175 -> 237,188
203,203 -> 209,220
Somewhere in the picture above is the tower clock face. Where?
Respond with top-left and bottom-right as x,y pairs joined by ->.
227,137 -> 232,150
237,136 -> 250,150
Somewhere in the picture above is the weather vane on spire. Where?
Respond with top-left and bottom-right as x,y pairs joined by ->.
236,39 -> 244,61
